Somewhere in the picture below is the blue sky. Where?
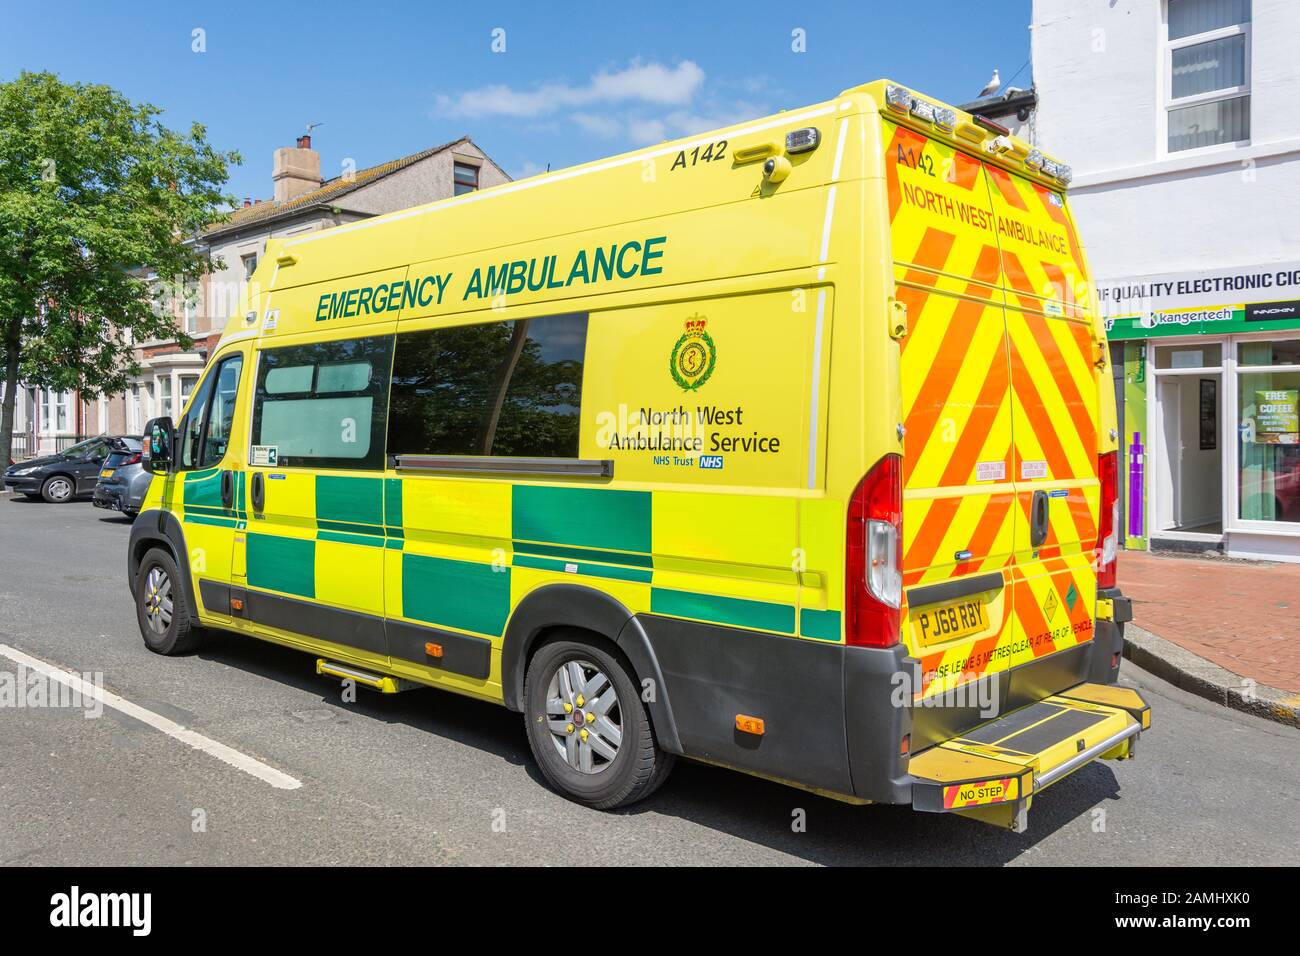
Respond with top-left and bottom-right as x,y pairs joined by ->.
1,0 -> 1032,202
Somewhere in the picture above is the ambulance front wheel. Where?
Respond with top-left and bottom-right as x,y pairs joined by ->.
523,636 -> 675,809
134,547 -> 206,656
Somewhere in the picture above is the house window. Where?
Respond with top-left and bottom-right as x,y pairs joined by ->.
179,375 -> 199,414
129,384 -> 141,434
159,376 -> 173,419
453,161 -> 480,196
242,253 -> 259,281
39,389 -> 71,434
1165,0 -> 1251,153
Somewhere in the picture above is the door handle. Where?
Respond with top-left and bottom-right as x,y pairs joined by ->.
1030,489 -> 1050,549
220,470 -> 234,509
250,471 -> 265,513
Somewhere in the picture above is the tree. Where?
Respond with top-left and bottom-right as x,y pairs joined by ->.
0,71 -> 240,463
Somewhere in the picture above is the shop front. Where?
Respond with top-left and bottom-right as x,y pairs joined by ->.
1103,262 -> 1300,562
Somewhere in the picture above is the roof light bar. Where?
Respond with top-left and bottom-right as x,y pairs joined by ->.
933,107 -> 957,131
885,84 -> 912,112
1025,149 -> 1044,171
1055,164 -> 1073,186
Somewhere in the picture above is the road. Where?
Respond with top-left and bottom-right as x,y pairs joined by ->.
1,493 -> 1297,866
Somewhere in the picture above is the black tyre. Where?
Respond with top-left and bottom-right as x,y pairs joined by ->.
523,636 -> 674,809
40,474 -> 75,503
134,547 -> 204,655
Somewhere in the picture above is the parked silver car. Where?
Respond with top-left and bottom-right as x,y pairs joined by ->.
92,437 -> 149,518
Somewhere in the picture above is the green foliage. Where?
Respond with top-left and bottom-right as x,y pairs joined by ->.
0,71 -> 240,437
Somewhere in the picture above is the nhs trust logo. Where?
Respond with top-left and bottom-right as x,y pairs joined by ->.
698,455 -> 725,470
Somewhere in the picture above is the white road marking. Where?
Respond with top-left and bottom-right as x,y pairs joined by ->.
0,644 -> 302,791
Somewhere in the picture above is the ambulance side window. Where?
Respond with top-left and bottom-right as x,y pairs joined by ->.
388,313 -> 587,458
250,335 -> 393,470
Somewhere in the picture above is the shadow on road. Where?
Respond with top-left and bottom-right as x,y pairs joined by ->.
193,628 -> 1125,865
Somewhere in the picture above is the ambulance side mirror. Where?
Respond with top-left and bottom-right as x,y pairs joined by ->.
142,417 -> 175,475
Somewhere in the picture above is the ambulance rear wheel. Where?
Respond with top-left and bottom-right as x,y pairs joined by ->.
524,637 -> 674,809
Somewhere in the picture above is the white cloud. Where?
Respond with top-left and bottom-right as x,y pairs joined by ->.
436,61 -> 773,151
437,60 -> 705,118
512,160 -> 547,179
571,112 -> 623,138
626,117 -> 668,143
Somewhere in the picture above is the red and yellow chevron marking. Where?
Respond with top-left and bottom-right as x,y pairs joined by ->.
984,165 -> 1092,317
887,121 -> 1015,593
885,119 -> 1101,702
943,776 -> 1019,809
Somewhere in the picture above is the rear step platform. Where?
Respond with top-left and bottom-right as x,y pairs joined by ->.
909,683 -> 1150,832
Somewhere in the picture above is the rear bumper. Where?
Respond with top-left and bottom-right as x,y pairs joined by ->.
93,484 -> 126,511
625,592 -> 1142,816
1090,588 -> 1134,685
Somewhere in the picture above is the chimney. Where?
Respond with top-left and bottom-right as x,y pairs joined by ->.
272,135 -> 321,202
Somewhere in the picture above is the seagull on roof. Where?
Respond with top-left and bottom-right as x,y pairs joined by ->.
977,69 -> 1001,99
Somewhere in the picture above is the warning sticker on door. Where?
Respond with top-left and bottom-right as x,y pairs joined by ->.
976,460 -> 1006,482
1021,459 -> 1048,480
250,445 -> 279,466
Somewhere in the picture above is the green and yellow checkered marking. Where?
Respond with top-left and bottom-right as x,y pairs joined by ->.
220,473 -> 838,644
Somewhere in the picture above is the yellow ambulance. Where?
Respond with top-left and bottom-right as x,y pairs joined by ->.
130,79 -> 1148,830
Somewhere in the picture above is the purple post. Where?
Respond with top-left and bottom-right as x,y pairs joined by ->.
1128,431 -> 1144,538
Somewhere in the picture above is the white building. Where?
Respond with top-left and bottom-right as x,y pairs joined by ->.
1031,0 -> 1300,561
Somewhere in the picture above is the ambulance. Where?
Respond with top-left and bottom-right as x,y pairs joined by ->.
129,79 -> 1147,830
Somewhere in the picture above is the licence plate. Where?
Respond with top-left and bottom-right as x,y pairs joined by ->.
912,598 -> 989,646
100,469 -> 114,478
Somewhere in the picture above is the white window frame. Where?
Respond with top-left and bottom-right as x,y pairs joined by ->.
1143,331 -> 1300,546
1228,330 -> 1300,536
38,388 -> 72,436
1161,3 -> 1252,157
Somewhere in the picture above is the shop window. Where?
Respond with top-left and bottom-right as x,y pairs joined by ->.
387,313 -> 587,459
1238,340 -> 1300,366
1238,340 -> 1300,523
1155,342 -> 1222,368
1165,0 -> 1251,153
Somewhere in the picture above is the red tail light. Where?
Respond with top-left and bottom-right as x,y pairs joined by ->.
122,453 -> 142,466
1096,451 -> 1119,589
846,454 -> 902,648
